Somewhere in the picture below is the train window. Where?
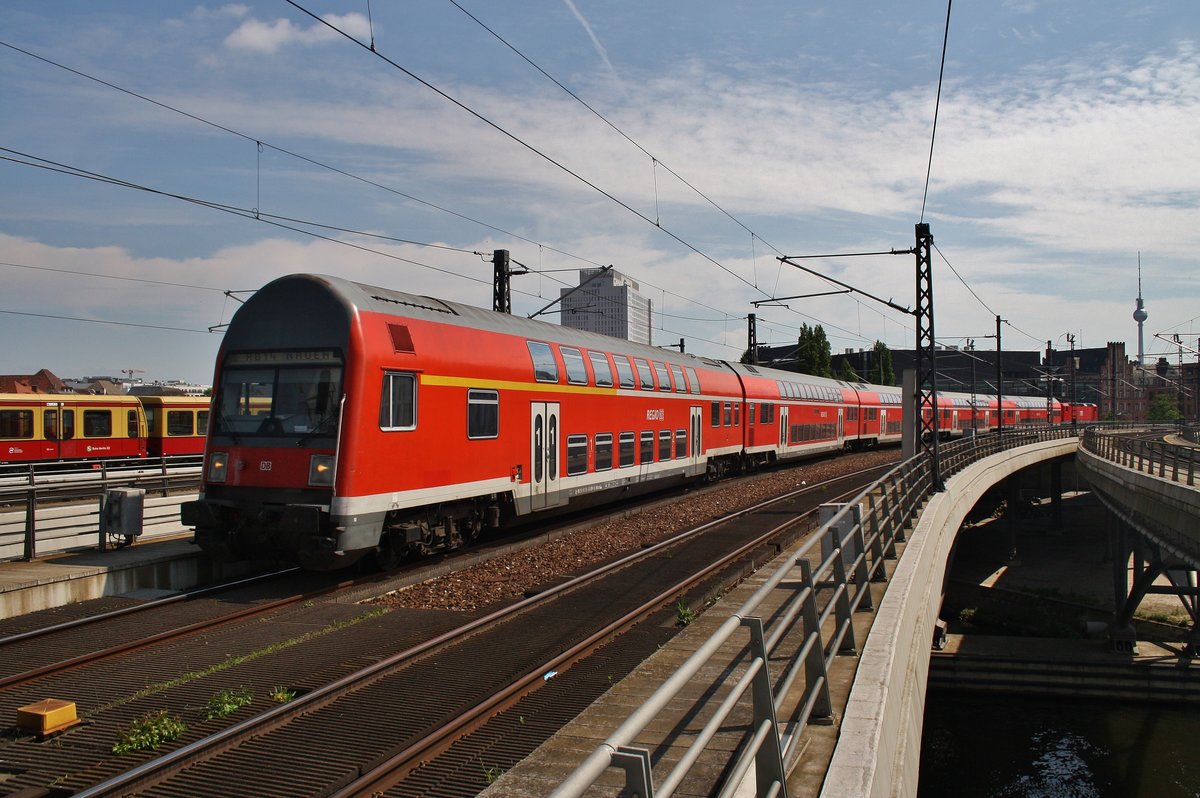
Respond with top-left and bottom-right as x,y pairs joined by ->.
127,409 -> 139,438
733,404 -> 740,426
588,351 -> 614,387
615,357 -> 636,389
143,405 -> 159,434
83,410 -> 112,437
669,365 -> 687,393
748,402 -> 755,425
640,431 -> 654,463
658,430 -> 672,460
197,411 -> 210,434
618,432 -> 635,467
566,434 -> 588,476
723,403 -> 732,426
653,362 -> 671,392
0,409 -> 33,439
711,402 -> 720,427
675,429 -> 687,458
561,347 -> 588,385
379,372 -> 417,430
44,409 -> 58,440
527,341 -> 559,383
595,433 -> 613,471
634,359 -> 654,390
686,367 -> 700,394
467,389 -> 499,439
167,411 -> 194,436
62,410 -> 75,440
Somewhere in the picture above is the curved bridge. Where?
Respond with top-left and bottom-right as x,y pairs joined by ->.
1074,427 -> 1200,652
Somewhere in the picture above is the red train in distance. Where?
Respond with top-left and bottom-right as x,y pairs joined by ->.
181,274 -> 1096,571
0,393 -> 210,465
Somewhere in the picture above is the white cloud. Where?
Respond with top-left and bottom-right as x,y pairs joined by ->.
224,13 -> 372,54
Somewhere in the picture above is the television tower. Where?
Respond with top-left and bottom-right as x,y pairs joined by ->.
1133,253 -> 1148,366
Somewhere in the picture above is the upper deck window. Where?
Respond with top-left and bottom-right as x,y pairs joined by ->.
588,351 -> 614,387
379,372 -> 417,431
561,347 -> 588,385
669,365 -> 687,393
615,357 -> 636,389
634,359 -> 654,390
527,341 -> 559,383
686,367 -> 701,394
653,362 -> 672,392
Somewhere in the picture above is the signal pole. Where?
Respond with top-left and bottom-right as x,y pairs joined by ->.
996,315 -> 1004,438
492,249 -> 512,314
747,313 -> 758,364
914,223 -> 941,489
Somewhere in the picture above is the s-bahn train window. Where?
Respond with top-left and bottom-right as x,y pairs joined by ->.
614,356 -> 635,389
379,372 -> 417,430
686,367 -> 700,394
527,341 -> 559,383
595,433 -> 613,471
127,409 -> 139,438
566,434 -> 588,475
167,411 -> 194,436
83,410 -> 112,437
634,359 -> 654,390
561,347 -> 588,385
0,409 -> 33,439
588,351 -> 614,387
653,362 -> 671,392
467,389 -> 499,439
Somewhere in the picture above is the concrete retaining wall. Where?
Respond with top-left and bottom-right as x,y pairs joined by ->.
820,439 -> 1078,798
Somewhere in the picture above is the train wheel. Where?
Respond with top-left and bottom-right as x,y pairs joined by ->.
368,533 -> 405,572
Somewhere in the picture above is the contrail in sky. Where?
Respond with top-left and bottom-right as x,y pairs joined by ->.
561,0 -> 625,93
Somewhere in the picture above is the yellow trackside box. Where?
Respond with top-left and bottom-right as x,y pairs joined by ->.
16,699 -> 79,736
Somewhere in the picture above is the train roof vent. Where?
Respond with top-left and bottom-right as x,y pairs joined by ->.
744,365 -> 761,374
388,323 -> 415,354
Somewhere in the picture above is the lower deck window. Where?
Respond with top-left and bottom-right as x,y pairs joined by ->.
619,432 -> 635,467
658,430 -> 672,460
640,431 -> 654,463
467,389 -> 499,439
595,433 -> 613,471
566,434 -> 588,475
675,429 -> 687,458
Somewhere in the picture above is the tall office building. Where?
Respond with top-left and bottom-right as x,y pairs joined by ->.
560,269 -> 653,345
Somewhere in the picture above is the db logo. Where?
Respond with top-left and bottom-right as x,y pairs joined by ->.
259,461 -> 273,471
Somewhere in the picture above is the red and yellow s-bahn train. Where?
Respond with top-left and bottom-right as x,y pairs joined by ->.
0,394 -> 210,464
181,274 -> 1096,570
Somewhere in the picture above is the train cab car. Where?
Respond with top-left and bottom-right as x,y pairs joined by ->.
140,395 -> 211,457
183,273 -> 743,569
0,394 -> 147,464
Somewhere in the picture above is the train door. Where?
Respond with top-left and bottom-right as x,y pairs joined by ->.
778,406 -> 789,451
879,408 -> 887,438
689,406 -> 703,471
530,402 -> 560,511
42,403 -> 63,460
837,407 -> 844,446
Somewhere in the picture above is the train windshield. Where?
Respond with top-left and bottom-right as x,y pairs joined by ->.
212,351 -> 343,439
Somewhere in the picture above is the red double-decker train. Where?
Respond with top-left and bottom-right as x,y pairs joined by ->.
181,274 -> 1095,570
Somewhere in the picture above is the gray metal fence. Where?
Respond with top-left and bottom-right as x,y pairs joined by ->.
550,426 -> 1078,798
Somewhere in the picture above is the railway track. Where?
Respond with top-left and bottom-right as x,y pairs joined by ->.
0,459 -> 889,797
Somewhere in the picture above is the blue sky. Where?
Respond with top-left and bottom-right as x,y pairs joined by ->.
1,1 -> 1197,385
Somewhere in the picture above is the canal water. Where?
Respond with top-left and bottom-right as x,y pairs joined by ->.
918,691 -> 1200,797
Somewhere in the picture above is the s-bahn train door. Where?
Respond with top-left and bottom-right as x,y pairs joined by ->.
530,402 -> 561,511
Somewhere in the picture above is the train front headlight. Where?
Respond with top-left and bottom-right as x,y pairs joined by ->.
207,452 -> 228,483
309,454 -> 335,487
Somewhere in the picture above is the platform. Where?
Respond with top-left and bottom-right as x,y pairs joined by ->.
0,535 -> 258,621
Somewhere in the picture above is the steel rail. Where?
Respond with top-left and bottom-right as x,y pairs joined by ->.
72,466 -> 887,798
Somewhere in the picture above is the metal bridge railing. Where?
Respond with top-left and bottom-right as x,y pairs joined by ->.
549,426 -> 1078,798
1082,426 -> 1199,488
0,455 -> 202,563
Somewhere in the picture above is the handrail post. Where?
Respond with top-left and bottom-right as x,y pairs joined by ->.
742,616 -> 788,797
24,488 -> 37,561
612,747 -> 654,798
